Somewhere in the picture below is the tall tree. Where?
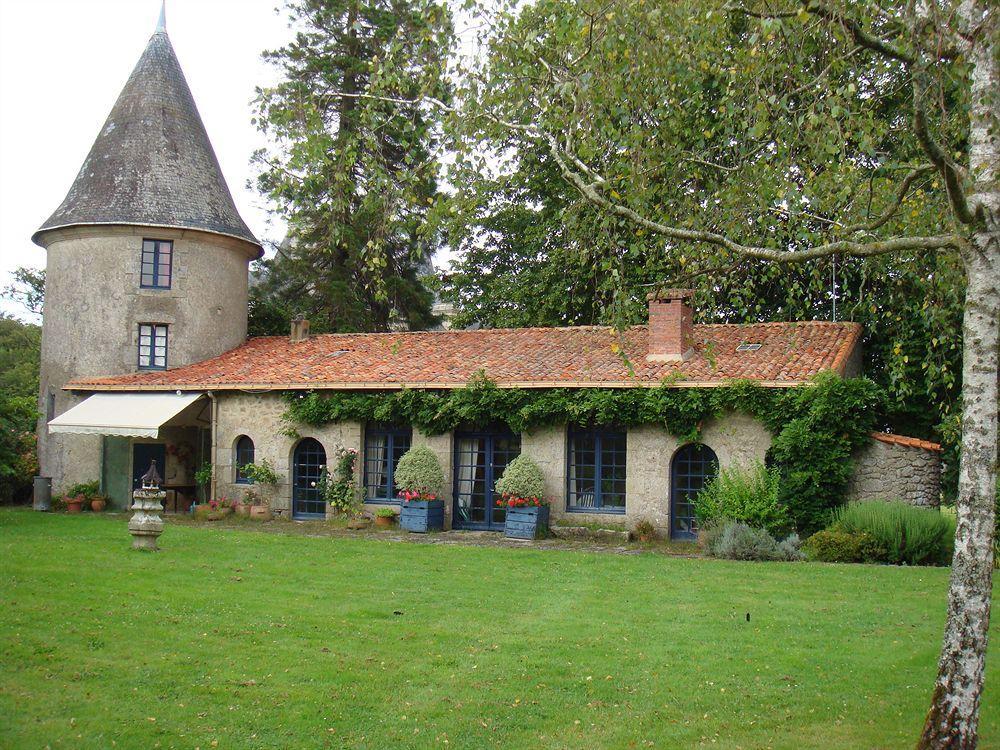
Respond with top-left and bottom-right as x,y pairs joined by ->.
329,0 -> 993,743
253,0 -> 453,333
440,0 -> 996,745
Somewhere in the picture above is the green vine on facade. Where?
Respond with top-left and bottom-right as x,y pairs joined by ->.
283,372 -> 885,533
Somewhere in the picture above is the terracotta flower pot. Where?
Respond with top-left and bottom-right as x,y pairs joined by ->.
250,505 -> 272,520
235,504 -> 251,517
65,496 -> 84,514
375,514 -> 395,528
90,498 -> 107,512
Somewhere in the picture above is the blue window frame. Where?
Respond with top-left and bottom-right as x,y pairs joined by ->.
140,239 -> 173,289
363,424 -> 412,503
670,443 -> 719,540
292,438 -> 326,519
137,323 -> 168,370
234,435 -> 255,484
567,428 -> 626,513
453,429 -> 520,530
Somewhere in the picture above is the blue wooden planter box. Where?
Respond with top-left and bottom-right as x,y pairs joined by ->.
504,505 -> 551,540
400,499 -> 444,533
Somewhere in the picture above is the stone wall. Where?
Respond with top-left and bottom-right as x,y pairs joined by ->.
39,224 -> 255,494
847,435 -> 942,508
214,392 -> 362,516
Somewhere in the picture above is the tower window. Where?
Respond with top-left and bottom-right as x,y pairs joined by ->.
140,239 -> 173,289
138,324 -> 168,370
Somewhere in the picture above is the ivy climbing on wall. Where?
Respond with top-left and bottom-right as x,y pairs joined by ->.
283,371 -> 885,533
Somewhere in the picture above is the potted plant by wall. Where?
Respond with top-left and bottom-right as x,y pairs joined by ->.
395,445 -> 446,533
66,481 -> 101,513
374,507 -> 397,529
90,494 -> 108,512
242,459 -> 280,518
194,462 -> 213,503
64,493 -> 85,513
495,456 -> 551,540
633,518 -> 656,544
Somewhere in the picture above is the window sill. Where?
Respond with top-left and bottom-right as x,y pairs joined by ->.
566,506 -> 626,515
365,498 -> 401,506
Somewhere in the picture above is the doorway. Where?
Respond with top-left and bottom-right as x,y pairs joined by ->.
453,430 -> 521,530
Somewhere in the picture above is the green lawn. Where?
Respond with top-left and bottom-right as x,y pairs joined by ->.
1,510 -> 997,749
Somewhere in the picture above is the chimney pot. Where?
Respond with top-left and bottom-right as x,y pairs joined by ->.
290,316 -> 311,343
646,288 -> 695,362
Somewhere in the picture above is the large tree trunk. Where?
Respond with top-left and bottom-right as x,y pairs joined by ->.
919,3 -> 999,743
918,242 -> 1000,748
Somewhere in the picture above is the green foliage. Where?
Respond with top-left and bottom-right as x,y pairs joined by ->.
442,0 -> 966,499
393,445 -> 445,499
285,371 -> 883,529
194,463 -> 213,487
319,447 -> 360,514
241,459 -> 280,486
701,520 -> 803,562
494,455 -> 546,501
252,0 -> 453,332
375,506 -> 397,518
65,481 -> 100,501
765,373 -> 884,533
0,315 -> 40,504
1,267 -> 45,317
829,501 -> 955,567
803,529 -> 887,564
694,460 -> 788,536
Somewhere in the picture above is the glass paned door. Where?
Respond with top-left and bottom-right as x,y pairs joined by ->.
670,443 -> 719,540
292,438 -> 326,519
453,431 -> 520,530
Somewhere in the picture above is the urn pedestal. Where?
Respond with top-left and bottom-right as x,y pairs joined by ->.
129,487 -> 165,551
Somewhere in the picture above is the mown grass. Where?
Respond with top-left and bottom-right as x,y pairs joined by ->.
1,508 -> 997,749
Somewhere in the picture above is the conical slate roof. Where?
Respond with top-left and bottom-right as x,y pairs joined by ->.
33,26 -> 261,254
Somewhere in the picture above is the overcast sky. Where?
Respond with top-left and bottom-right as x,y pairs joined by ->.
0,0 -> 294,321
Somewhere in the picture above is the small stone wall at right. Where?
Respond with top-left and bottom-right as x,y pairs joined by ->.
847,433 -> 942,508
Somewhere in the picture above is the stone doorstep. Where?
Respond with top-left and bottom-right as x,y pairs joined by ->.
550,525 -> 632,543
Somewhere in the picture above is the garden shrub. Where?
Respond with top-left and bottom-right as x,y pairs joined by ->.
494,455 -> 546,500
394,445 -> 445,498
829,500 -> 954,566
694,460 -> 789,536
802,529 -> 887,563
702,520 -> 804,562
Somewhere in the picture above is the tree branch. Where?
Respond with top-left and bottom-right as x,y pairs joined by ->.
841,164 -> 935,233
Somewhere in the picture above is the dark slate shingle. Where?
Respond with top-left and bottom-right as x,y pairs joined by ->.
33,30 -> 261,253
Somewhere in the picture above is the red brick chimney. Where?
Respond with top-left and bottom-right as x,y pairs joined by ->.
646,288 -> 695,362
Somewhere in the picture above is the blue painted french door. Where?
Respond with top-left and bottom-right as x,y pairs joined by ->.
453,431 -> 520,531
292,438 -> 327,519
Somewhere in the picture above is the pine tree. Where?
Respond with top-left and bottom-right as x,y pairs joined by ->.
253,0 -> 452,333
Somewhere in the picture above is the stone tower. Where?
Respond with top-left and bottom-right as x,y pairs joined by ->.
32,8 -> 262,493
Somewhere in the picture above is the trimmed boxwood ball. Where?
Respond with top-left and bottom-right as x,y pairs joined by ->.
393,445 -> 445,497
494,455 -> 546,500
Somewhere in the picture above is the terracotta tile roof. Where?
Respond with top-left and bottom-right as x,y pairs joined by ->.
870,432 -> 942,452
68,321 -> 862,392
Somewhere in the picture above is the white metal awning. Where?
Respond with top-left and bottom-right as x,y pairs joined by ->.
48,392 -> 205,438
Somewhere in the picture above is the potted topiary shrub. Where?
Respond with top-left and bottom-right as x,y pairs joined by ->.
395,445 -> 445,533
374,507 -> 397,529
241,459 -> 280,518
495,456 -> 550,540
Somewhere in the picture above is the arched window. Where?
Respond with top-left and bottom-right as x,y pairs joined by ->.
234,435 -> 255,484
670,443 -> 719,540
292,438 -> 327,519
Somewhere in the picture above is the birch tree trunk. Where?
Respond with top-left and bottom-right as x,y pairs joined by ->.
919,3 -> 999,744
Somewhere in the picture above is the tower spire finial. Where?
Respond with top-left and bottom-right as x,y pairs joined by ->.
156,1 -> 166,34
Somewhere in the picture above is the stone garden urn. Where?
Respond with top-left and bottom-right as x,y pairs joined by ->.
129,460 -> 165,551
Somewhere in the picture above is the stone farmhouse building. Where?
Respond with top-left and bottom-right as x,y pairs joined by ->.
34,13 -> 941,538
